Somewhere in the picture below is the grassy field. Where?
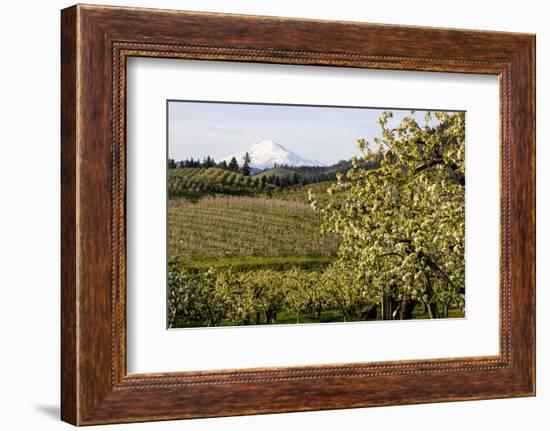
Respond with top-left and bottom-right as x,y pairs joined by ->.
177,255 -> 334,271
168,195 -> 339,265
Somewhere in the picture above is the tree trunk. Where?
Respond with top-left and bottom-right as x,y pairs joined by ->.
442,303 -> 449,318
382,296 -> 393,320
423,279 -> 439,319
316,306 -> 323,319
395,297 -> 417,320
266,309 -> 277,324
361,304 -> 378,320
426,302 -> 439,319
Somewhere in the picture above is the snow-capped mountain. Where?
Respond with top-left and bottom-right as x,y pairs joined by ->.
220,140 -> 323,170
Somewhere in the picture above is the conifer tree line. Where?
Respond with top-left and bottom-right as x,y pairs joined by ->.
168,151 -> 382,188
168,153 -> 245,176
169,152 -> 252,176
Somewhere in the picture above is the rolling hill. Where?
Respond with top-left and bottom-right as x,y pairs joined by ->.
168,167 -> 276,200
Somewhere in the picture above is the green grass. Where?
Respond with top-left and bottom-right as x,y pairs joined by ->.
173,304 -> 464,327
178,255 -> 334,271
274,309 -> 343,324
173,309 -> 362,328
259,305 -> 464,325
168,195 -> 339,264
411,306 -> 464,320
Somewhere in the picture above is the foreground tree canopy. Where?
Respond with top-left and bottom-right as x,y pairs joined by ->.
311,111 -> 465,319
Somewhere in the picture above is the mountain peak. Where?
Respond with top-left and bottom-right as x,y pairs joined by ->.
250,139 -> 283,150
221,140 -> 323,170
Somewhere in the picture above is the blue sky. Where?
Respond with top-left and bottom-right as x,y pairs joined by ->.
168,101 -> 444,165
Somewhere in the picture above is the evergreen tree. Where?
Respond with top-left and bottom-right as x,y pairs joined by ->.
168,159 -> 176,169
203,156 -> 216,168
228,156 -> 239,172
241,152 -> 252,176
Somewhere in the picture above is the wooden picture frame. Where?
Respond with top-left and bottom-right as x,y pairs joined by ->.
61,4 -> 535,425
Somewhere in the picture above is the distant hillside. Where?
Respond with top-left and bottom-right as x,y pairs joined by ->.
251,168 -> 305,188
252,157 -> 381,186
168,167 -> 276,201
253,168 -> 303,180
168,153 -> 381,202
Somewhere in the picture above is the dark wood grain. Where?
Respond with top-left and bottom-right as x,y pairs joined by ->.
60,5 -> 78,425
60,4 -> 536,425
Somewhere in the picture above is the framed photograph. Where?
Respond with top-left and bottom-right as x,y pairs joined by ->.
61,4 -> 535,425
